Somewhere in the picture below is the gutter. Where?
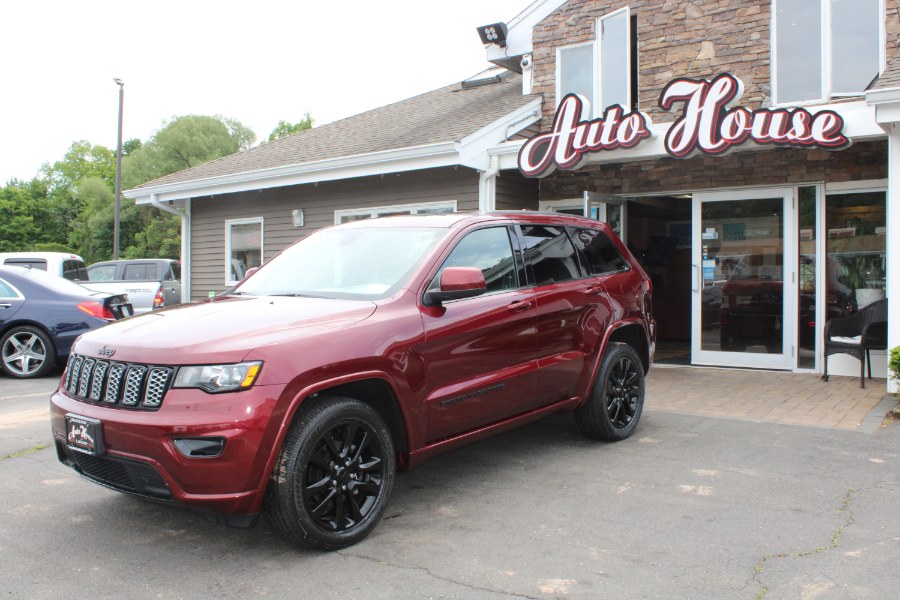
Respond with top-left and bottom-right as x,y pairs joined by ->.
478,154 -> 501,211
150,194 -> 191,303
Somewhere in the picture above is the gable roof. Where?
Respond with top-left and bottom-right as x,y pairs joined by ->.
126,71 -> 541,203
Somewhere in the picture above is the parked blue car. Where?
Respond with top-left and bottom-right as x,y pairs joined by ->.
0,266 -> 133,378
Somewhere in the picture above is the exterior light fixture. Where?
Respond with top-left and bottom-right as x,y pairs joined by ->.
477,22 -> 508,47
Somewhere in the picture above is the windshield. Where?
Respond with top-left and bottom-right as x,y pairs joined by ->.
235,226 -> 446,300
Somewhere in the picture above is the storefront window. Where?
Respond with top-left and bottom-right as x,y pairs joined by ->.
226,218 -> 263,284
825,191 -> 886,314
774,0 -> 881,103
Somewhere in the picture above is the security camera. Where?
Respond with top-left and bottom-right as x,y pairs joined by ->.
521,55 -> 532,69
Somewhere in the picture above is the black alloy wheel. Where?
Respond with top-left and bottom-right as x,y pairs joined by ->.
299,419 -> 387,533
267,397 -> 395,550
575,342 -> 645,441
605,352 -> 641,429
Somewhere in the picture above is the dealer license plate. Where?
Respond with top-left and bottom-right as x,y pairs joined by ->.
65,414 -> 105,456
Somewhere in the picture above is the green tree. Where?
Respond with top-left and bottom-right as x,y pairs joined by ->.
122,115 -> 255,189
0,181 -> 40,252
268,113 -> 314,141
41,141 -> 116,193
220,116 -> 257,150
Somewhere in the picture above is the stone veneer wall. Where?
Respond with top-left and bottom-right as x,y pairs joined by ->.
531,0 -> 900,130
539,141 -> 887,199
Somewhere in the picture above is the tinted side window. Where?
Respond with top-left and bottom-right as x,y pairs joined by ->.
571,228 -> 630,275
63,260 -> 88,281
168,263 -> 181,281
521,225 -> 581,285
431,227 -> 517,293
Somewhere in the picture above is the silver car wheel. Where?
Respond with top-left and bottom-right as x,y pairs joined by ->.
2,330 -> 48,376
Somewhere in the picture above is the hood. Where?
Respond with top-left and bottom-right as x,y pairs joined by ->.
73,295 -> 377,365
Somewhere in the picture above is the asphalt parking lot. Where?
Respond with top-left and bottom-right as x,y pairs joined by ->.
2,371 -> 899,600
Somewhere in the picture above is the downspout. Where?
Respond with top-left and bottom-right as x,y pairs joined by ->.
150,193 -> 191,304
478,154 -> 500,212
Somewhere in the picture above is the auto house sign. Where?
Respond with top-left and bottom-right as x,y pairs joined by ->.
517,73 -> 851,178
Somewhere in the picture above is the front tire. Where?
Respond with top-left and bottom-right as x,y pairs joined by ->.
267,397 -> 396,551
0,326 -> 56,379
575,342 -> 645,441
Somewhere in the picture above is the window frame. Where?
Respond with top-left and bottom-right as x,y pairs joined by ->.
771,0 -> 885,106
555,7 -> 633,117
334,201 -> 457,225
225,217 -> 264,286
425,225 -> 524,302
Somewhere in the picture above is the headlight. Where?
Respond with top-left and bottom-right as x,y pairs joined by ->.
173,361 -> 262,393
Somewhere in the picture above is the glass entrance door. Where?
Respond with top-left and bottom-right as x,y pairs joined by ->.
692,189 -> 795,369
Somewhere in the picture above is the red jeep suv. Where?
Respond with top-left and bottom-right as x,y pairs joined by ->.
50,212 -> 655,550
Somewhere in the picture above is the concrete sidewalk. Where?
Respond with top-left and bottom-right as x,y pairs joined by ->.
646,365 -> 897,432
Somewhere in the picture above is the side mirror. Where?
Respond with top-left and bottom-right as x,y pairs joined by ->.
424,267 -> 487,306
242,266 -> 259,281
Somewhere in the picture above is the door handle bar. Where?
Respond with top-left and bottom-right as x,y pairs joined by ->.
691,264 -> 700,293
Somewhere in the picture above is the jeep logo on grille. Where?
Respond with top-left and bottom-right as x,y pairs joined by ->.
97,346 -> 116,358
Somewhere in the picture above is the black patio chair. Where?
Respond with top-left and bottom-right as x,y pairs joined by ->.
823,298 -> 888,388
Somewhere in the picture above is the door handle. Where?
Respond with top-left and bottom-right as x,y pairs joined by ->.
507,300 -> 533,313
584,285 -> 605,296
0,303 -> 11,308
691,264 -> 700,293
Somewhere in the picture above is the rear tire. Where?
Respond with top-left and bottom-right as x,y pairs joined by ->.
0,326 -> 56,379
575,342 -> 645,441
267,397 -> 395,551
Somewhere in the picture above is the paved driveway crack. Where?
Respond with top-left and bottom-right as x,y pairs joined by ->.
751,488 -> 856,600
338,551 -> 541,599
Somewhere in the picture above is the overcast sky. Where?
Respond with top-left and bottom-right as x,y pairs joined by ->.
1,0 -> 529,184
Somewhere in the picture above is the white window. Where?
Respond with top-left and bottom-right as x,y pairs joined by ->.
773,0 -> 883,104
556,7 -> 633,116
334,201 -> 457,225
226,217 -> 263,285
557,42 -> 596,112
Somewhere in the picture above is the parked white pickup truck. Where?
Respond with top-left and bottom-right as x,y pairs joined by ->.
85,259 -> 181,314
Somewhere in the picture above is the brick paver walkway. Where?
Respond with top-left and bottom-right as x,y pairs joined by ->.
645,366 -> 896,431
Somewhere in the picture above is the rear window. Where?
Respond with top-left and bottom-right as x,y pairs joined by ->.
88,265 -> 117,281
3,258 -> 48,271
123,264 -> 157,280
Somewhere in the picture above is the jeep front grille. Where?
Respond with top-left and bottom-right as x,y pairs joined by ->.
64,354 -> 172,410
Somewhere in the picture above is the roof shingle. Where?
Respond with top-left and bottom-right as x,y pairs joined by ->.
136,72 -> 532,189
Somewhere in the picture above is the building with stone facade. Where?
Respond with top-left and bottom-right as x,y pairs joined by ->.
128,0 -> 898,387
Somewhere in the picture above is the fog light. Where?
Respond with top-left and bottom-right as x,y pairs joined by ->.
173,437 -> 226,458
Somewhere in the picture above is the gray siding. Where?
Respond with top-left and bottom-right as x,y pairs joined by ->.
495,169 -> 539,211
190,167 -> 480,300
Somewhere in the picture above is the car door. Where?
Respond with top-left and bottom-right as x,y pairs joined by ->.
417,225 -> 538,443
519,224 -> 616,406
0,277 -> 25,325
161,262 -> 182,306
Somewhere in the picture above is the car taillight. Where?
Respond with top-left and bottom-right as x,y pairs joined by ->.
153,289 -> 165,309
77,301 -> 115,321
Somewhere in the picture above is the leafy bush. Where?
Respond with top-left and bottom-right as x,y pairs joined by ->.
890,347 -> 900,390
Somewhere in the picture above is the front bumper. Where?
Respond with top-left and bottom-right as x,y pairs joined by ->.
50,382 -> 287,518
